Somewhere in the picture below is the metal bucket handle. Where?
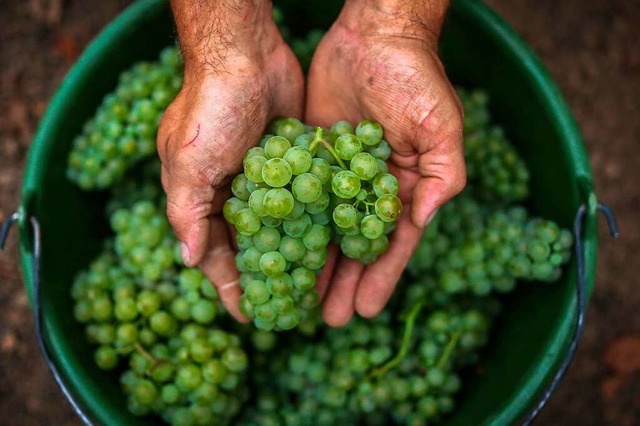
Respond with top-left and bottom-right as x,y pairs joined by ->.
0,202 -> 620,426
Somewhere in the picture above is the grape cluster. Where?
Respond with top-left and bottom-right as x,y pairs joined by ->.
457,88 -> 530,204
223,118 -> 401,331
239,295 -> 494,426
71,201 -> 250,425
66,46 -> 183,190
409,194 -> 573,296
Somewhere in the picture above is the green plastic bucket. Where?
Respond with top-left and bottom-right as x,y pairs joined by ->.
7,0 -> 605,424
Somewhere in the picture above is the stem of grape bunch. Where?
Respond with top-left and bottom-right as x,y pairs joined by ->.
369,302 -> 424,379
437,331 -> 462,369
309,127 -> 348,169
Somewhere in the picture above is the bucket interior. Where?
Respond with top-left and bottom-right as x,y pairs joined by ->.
21,0 -> 596,425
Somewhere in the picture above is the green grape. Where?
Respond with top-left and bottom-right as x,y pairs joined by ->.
305,191 -> 330,215
231,174 -> 251,200
191,300 -> 216,324
261,215 -> 283,228
279,236 -> 306,262
244,156 -> 268,183
283,213 -> 312,238
248,188 -> 270,217
350,152 -> 379,181
267,273 -> 294,296
255,303 -> 277,322
285,199 -> 306,220
294,133 -> 316,153
222,347 -> 248,373
264,136 -> 292,159
333,204 -> 358,228
272,118 -> 305,142
276,312 -> 300,331
301,247 -> 328,270
149,311 -> 176,337
253,226 -> 282,252
372,173 -> 399,197
310,210 -> 331,226
260,251 -> 287,277
375,194 -> 403,222
284,146 -> 313,174
331,120 -> 354,135
340,234 -> 371,260
361,215 -> 385,239
246,280 -> 270,305
243,247 -> 264,272
355,120 -> 384,146
334,134 -> 363,160
234,208 -> 261,235
262,158 -> 293,187
243,146 -> 266,164
368,139 -> 391,160
332,171 -> 361,199
302,224 -> 331,251
292,173 -> 323,203
262,188 -> 294,218
309,158 -> 332,184
291,267 -> 316,291
95,346 -> 119,370
136,290 -> 161,317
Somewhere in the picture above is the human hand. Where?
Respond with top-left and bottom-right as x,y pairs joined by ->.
158,0 -> 303,321
306,0 -> 466,326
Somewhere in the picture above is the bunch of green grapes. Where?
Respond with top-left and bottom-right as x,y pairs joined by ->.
71,221 -> 249,424
457,88 -> 529,204
110,200 -> 180,283
409,194 -> 573,296
223,118 -> 401,331
66,46 -> 182,190
239,296 -> 494,426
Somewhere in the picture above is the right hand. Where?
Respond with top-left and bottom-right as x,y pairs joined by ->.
157,6 -> 303,321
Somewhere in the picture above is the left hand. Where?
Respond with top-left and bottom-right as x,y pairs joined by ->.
306,1 -> 466,326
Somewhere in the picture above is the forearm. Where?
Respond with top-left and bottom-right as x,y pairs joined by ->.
169,0 -> 278,77
338,0 -> 450,42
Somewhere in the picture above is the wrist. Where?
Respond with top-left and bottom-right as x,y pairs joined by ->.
338,0 -> 449,44
171,0 -> 282,80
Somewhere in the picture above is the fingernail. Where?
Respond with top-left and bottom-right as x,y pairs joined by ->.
424,208 -> 439,227
180,242 -> 191,265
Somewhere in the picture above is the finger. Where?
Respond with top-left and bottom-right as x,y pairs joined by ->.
354,210 -> 422,318
412,105 -> 466,228
322,257 -> 364,327
198,216 -> 249,323
163,146 -> 221,267
316,243 -> 340,301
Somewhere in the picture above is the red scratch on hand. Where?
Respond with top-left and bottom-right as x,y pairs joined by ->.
188,124 -> 201,146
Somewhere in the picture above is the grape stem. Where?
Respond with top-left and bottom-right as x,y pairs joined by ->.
436,330 -> 462,369
134,342 -> 156,363
309,127 -> 348,170
368,301 -> 424,379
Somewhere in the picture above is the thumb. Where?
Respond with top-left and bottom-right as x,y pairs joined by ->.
162,159 -> 216,267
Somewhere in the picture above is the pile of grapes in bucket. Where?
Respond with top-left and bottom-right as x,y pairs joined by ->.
66,14 -> 573,426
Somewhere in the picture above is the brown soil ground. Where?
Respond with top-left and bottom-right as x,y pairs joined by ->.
0,1 -> 638,425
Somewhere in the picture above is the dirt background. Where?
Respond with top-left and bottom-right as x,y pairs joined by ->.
0,0 -> 638,425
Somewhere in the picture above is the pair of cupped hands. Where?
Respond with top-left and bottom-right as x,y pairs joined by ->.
157,1 -> 466,327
